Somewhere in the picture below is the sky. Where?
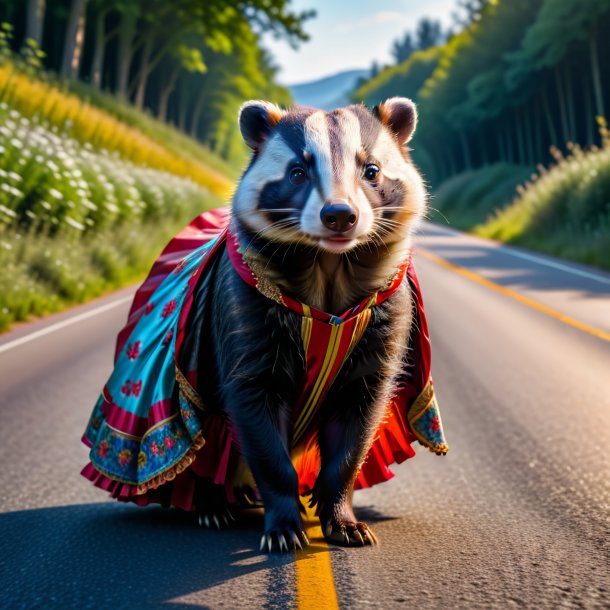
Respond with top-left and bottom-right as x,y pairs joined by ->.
264,0 -> 457,85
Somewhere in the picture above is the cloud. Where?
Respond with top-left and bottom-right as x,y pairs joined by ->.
333,11 -> 409,34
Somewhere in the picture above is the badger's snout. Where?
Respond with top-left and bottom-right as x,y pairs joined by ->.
320,202 -> 358,233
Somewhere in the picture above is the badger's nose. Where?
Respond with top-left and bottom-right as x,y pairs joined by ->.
320,202 -> 358,233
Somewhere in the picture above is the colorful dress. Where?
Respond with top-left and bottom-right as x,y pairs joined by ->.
81,207 -> 448,511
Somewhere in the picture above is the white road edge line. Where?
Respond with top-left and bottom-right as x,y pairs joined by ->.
0,295 -> 133,354
426,224 -> 610,286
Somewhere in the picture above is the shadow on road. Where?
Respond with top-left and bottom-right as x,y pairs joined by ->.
421,224 -> 610,299
0,502 -> 333,609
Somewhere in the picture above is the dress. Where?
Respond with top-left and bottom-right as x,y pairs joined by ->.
81,207 -> 448,511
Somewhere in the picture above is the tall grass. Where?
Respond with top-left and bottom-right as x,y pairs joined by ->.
431,163 -> 532,229
433,124 -> 610,271
0,104 -> 223,331
0,64 -> 234,198
478,141 -> 610,270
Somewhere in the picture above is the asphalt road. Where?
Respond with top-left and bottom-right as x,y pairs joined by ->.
1,225 -> 609,609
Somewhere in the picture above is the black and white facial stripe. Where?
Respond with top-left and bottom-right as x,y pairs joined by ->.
233,98 -> 426,254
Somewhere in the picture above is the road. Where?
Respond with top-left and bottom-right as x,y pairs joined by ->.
1,224 -> 609,609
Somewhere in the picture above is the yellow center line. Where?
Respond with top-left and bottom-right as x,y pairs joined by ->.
296,504 -> 340,610
418,248 -> 610,343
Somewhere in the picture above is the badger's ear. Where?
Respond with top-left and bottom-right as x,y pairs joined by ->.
374,97 -> 417,145
238,100 -> 284,150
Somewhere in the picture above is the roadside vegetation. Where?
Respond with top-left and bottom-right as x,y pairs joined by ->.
353,0 -> 610,271
0,1 -> 310,332
0,102 -> 223,331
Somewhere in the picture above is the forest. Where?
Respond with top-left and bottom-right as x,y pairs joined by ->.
354,0 -> 610,269
0,0 -> 311,161
355,0 -> 610,185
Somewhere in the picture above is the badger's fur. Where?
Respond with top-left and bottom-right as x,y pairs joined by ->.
188,98 -> 427,550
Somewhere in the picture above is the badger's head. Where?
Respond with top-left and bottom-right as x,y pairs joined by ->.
232,98 -> 426,259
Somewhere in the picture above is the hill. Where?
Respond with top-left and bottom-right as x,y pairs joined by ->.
289,69 -> 369,110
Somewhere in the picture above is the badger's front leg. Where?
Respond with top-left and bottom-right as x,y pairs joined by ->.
215,269 -> 307,552
224,383 -> 308,552
313,374 -> 385,546
313,293 -> 412,547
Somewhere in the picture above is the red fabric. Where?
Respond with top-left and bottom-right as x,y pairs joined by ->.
85,207 -> 430,507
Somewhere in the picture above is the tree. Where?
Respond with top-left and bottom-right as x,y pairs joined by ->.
25,0 -> 46,47
391,32 -> 414,64
415,18 -> 443,50
60,0 -> 88,77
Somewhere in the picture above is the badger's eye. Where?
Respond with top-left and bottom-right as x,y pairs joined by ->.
289,166 -> 307,186
364,164 -> 380,181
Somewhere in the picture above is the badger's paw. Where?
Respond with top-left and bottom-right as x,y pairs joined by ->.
259,528 -> 309,553
323,519 -> 378,547
197,508 -> 235,530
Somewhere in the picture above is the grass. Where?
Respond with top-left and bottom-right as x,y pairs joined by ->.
432,134 -> 610,271
0,103 -> 224,331
477,143 -> 610,270
431,162 -> 532,230
0,63 -> 235,198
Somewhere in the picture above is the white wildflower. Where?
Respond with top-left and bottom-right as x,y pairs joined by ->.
0,204 -> 16,218
63,217 -> 85,231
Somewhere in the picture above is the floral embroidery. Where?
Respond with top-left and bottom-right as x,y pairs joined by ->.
430,415 -> 441,433
88,396 -> 205,485
121,379 -> 142,397
121,380 -> 132,396
145,302 -> 154,315
126,341 -> 141,360
161,299 -> 177,319
163,329 -> 174,346
118,449 -> 132,467
131,380 -> 142,397
91,417 -> 101,431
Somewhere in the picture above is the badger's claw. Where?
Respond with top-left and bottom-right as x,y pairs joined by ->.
197,509 -> 234,530
259,529 -> 309,553
324,519 -> 377,547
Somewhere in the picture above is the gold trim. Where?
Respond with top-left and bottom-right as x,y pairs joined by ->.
176,367 -> 207,412
407,378 -> 435,425
136,432 -> 206,494
407,381 -> 449,455
106,414 -> 180,442
241,252 -> 285,305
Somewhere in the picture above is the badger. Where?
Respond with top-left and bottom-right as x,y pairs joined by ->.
81,97 -> 447,552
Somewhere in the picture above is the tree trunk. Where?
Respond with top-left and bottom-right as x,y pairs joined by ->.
134,36 -> 154,109
554,66 -> 570,145
116,12 -> 137,100
534,98 -> 543,161
178,96 -> 188,132
497,123 -> 506,163
25,0 -> 46,46
564,67 -> 576,143
157,64 -> 181,122
476,129 -> 487,166
583,74 -> 594,146
90,9 -> 108,88
523,108 -> 535,165
515,112 -> 526,165
60,0 -> 88,78
541,86 -> 558,147
459,130 -> 471,170
190,94 -> 205,138
589,27 -> 605,118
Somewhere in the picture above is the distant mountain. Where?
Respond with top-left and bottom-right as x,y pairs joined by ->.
288,69 -> 369,110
